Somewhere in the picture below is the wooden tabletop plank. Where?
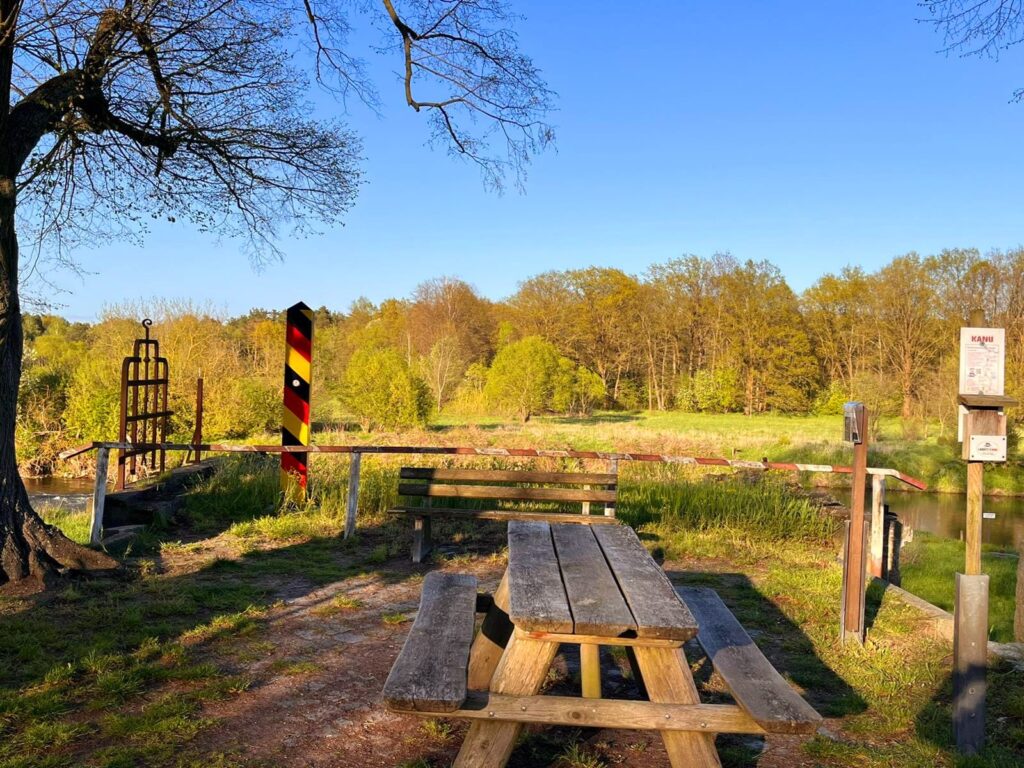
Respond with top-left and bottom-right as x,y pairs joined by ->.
678,587 -> 822,734
507,521 -> 574,633
552,524 -> 636,636
593,525 -> 698,640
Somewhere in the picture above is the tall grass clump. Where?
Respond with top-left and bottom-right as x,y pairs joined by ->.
619,473 -> 836,541
184,455 -> 280,531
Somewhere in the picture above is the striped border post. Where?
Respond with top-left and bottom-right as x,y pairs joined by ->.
281,302 -> 313,502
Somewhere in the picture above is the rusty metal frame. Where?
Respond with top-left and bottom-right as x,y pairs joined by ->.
117,319 -> 172,490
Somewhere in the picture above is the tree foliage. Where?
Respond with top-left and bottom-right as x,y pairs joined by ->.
343,345 -> 430,431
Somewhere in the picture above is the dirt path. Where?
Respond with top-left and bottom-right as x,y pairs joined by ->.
186,556 -> 825,768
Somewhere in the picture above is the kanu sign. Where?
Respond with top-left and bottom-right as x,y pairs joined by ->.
959,327 -> 1005,397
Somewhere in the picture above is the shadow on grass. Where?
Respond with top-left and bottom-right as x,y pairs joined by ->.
913,662 -> 1024,765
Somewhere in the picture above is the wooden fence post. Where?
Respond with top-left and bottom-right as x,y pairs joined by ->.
90,447 -> 109,546
1015,548 -> 1023,642
888,518 -> 902,587
606,458 -> 618,517
345,450 -> 361,539
869,474 -> 886,578
841,403 -> 869,644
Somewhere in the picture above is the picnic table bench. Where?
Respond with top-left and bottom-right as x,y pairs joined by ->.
383,521 -> 821,768
391,467 -> 619,562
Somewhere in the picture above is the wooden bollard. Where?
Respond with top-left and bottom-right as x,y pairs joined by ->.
954,573 -> 989,754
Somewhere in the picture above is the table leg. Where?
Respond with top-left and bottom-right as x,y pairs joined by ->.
624,646 -> 648,698
453,633 -> 560,768
468,570 -> 511,690
580,643 -> 601,698
633,646 -> 722,768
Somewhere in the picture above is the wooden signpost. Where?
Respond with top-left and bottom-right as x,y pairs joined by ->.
840,402 -> 869,644
953,310 -> 1016,755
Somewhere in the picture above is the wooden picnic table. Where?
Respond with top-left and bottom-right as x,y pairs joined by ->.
384,520 -> 821,768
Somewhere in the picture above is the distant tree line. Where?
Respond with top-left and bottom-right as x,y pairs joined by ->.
17,248 -> 1024,473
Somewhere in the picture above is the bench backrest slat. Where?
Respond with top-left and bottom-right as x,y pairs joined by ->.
399,483 -> 616,504
400,467 -> 616,486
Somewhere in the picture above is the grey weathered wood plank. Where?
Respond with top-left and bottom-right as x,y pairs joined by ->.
552,524 -> 636,636
400,467 -> 617,486
382,572 -> 478,712
391,506 -> 620,525
593,525 -> 697,640
399,483 -> 616,503
507,521 -> 574,633
678,587 -> 822,734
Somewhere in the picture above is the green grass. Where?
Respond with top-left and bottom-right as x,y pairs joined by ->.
38,505 -> 92,545
13,455 -> 1024,767
900,532 -> 1020,642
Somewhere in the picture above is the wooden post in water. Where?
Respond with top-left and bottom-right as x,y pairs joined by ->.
90,447 -> 110,546
869,474 -> 886,578
345,450 -> 361,539
840,402 -> 869,644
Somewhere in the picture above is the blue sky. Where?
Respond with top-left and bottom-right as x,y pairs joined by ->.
34,1 -> 1024,320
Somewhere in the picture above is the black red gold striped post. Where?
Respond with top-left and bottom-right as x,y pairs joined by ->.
281,302 -> 313,502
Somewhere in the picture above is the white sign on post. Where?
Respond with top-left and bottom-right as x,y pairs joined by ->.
959,327 -> 1005,396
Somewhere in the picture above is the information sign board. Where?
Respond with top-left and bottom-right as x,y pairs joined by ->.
959,328 -> 1005,396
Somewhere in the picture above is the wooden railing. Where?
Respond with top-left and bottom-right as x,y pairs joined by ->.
59,440 -> 926,548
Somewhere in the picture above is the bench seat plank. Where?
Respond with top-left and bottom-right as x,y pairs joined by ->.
593,525 -> 698,640
507,521 -> 574,633
382,571 -> 478,712
677,587 -> 822,734
399,483 -> 616,503
400,468 -> 616,486
390,507 -> 620,525
552,524 -> 636,636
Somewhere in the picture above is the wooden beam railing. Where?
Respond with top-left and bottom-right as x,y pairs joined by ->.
63,440 -> 927,546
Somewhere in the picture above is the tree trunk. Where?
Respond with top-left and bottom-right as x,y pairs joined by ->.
0,176 -> 117,587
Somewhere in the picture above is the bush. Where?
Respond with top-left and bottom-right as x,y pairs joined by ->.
343,346 -> 431,430
484,336 -> 560,421
551,359 -> 606,416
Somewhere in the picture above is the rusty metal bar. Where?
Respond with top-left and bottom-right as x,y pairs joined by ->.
117,319 -> 173,490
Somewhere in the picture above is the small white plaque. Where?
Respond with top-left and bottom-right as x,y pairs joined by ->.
968,434 -> 1007,462
982,512 -> 996,520
959,327 -> 1005,396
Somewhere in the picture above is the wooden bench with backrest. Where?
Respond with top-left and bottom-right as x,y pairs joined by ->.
391,466 -> 619,562
382,526 -> 821,768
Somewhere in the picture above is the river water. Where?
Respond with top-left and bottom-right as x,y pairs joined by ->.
833,487 -> 1024,549
23,476 -> 94,514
